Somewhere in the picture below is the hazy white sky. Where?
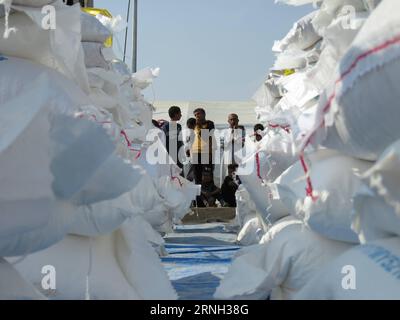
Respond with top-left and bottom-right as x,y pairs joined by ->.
95,0 -> 312,101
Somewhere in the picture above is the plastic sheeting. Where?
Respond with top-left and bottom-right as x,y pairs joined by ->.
162,223 -> 240,300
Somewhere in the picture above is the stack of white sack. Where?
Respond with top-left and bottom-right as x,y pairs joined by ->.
295,139 -> 400,299
235,185 -> 265,246
242,0 -> 369,243
81,12 -> 120,69
0,56 -> 142,258
275,148 -> 373,243
353,139 -> 400,243
293,238 -> 400,299
0,258 -> 45,300
266,0 -> 400,299
0,0 -> 185,300
255,0 -> 372,148
303,0 -> 400,162
0,56 -> 146,298
214,216 -> 352,300
236,133 -> 296,233
0,0 -> 89,92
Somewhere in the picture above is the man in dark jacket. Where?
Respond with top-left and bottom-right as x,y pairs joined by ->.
188,108 -> 216,184
221,164 -> 240,207
161,106 -> 184,172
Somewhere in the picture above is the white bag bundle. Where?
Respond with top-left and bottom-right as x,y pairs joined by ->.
124,215 -> 166,255
311,0 -> 366,35
275,149 -> 372,243
273,11 -> 321,52
304,9 -> 368,92
115,220 -> 178,300
235,185 -> 258,228
306,0 -> 400,161
0,57 -> 140,256
81,12 -> 111,43
237,130 -> 295,229
239,130 -> 297,184
82,42 -> 109,69
67,192 -> 137,237
294,237 -> 400,299
352,139 -> 400,242
273,48 -> 308,70
127,174 -> 172,234
0,0 -> 90,92
215,216 -> 351,300
0,201 -> 77,257
353,186 -> 400,244
10,234 -> 142,300
253,86 -> 280,119
156,176 -> 199,223
0,258 -> 45,300
237,175 -> 290,231
360,139 -> 400,214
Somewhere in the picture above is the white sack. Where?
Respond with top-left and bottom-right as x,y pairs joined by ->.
215,216 -> 351,300
81,12 -> 111,43
275,149 -> 372,243
353,186 -> 400,243
294,237 -> 400,299
82,41 -> 109,69
236,217 -> 264,246
0,1 -> 89,92
307,0 -> 400,161
0,258 -> 45,300
10,234 -> 142,300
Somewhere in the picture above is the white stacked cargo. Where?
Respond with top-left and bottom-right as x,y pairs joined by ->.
0,0 -> 182,300
220,0 -> 400,300
292,0 -> 400,299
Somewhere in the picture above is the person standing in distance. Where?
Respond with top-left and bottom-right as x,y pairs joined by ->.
161,106 -> 184,173
188,108 -> 215,184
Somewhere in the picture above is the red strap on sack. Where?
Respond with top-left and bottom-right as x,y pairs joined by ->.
255,152 -> 262,180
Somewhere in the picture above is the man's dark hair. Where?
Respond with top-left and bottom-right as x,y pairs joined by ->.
186,117 -> 196,127
254,123 -> 265,132
168,106 -> 181,119
193,108 -> 206,116
228,164 -> 238,171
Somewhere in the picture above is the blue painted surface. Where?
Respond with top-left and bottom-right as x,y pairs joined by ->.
162,223 -> 240,300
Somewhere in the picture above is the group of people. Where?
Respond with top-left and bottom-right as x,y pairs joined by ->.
155,106 -> 265,208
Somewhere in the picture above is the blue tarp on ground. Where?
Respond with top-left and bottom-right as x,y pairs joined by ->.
161,223 -> 240,300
